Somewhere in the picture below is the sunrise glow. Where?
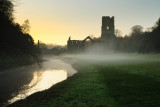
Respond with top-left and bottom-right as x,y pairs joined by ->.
14,0 -> 160,45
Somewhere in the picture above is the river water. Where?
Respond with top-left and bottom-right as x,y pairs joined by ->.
0,56 -> 76,106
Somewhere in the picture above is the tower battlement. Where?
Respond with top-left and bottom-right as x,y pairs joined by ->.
102,16 -> 114,20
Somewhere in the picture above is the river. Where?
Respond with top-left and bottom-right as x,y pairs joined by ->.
0,56 -> 77,107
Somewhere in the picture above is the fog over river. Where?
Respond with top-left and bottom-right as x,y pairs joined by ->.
0,56 -> 77,106
1,53 -> 159,106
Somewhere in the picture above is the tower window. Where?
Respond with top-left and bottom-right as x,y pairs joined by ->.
106,26 -> 109,30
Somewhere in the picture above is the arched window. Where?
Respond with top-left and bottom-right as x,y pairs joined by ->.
106,26 -> 110,30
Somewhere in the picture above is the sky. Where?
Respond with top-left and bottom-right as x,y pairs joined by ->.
14,0 -> 160,45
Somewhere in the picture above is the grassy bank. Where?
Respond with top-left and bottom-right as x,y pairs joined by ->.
9,54 -> 160,107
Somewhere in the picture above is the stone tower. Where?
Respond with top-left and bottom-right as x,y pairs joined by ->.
101,16 -> 115,41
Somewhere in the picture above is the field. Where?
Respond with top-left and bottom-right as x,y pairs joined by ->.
9,54 -> 160,107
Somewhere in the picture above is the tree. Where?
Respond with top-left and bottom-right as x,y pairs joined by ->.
131,25 -> 143,36
150,18 -> 160,52
21,19 -> 30,34
0,0 -> 14,21
115,29 -> 122,37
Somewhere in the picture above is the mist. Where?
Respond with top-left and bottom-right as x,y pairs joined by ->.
63,42 -> 160,65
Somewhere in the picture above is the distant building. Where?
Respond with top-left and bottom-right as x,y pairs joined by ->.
101,16 -> 115,41
67,37 -> 85,52
67,16 -> 115,52
67,36 -> 94,52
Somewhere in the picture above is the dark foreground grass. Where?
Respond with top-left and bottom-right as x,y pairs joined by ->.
9,56 -> 160,107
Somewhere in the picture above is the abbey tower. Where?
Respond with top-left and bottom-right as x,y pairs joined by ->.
101,16 -> 115,41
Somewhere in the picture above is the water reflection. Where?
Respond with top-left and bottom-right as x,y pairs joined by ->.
8,70 -> 67,104
5,59 -> 77,106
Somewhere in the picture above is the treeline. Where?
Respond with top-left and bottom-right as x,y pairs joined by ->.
0,0 -> 40,70
38,41 -> 66,55
115,18 -> 160,53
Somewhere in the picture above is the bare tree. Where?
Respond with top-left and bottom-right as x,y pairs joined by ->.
115,29 -> 122,37
21,19 -> 30,34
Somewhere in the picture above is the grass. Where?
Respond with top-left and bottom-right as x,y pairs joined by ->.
9,54 -> 160,107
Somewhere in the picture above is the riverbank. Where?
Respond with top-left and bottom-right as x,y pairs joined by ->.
0,51 -> 43,72
8,54 -> 160,107
1,57 -> 76,107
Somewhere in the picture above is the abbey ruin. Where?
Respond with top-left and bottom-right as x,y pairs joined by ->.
67,16 -> 115,52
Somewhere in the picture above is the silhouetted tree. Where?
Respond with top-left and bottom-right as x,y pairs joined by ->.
21,19 -> 30,34
115,29 -> 122,37
115,18 -> 160,53
0,0 -> 14,21
0,0 -> 41,70
131,25 -> 143,36
123,25 -> 143,52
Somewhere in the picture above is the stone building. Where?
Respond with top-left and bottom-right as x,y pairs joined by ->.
67,16 -> 115,52
101,16 -> 115,41
67,36 -> 94,52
